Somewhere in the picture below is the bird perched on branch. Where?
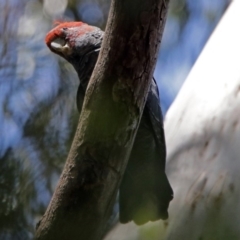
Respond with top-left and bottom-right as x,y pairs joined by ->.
45,21 -> 173,225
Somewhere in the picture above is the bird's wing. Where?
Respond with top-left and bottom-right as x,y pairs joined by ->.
119,78 -> 173,225
146,77 -> 167,168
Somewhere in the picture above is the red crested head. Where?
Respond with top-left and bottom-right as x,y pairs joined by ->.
45,21 -> 99,58
45,21 -> 104,85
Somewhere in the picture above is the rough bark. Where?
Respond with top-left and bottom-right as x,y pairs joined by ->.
35,0 -> 169,239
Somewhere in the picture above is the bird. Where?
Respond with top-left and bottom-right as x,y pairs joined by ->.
45,21 -> 173,225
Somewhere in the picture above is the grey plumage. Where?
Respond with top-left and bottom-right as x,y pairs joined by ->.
45,22 -> 173,225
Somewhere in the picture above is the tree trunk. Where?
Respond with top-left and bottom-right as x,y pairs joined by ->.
164,2 -> 240,239
35,0 -> 169,239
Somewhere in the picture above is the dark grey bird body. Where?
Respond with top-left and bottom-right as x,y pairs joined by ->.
45,22 -> 173,225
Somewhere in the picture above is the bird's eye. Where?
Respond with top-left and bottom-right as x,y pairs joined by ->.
62,27 -> 68,31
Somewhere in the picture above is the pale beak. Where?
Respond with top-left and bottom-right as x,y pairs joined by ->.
50,37 -> 72,56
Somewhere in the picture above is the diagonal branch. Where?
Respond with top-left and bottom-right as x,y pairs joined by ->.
35,0 -> 170,239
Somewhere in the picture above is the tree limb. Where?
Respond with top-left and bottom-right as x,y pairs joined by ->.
35,0 -> 170,239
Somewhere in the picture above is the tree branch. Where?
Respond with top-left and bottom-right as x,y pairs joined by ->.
35,0 -> 169,239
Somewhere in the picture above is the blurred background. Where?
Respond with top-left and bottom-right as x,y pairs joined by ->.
0,0 -> 229,239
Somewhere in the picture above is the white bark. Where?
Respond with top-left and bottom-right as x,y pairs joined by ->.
165,1 -> 240,239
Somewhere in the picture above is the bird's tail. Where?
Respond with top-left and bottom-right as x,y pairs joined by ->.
119,169 -> 173,225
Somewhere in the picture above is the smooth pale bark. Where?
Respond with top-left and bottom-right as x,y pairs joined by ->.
35,0 -> 169,239
164,1 -> 240,239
